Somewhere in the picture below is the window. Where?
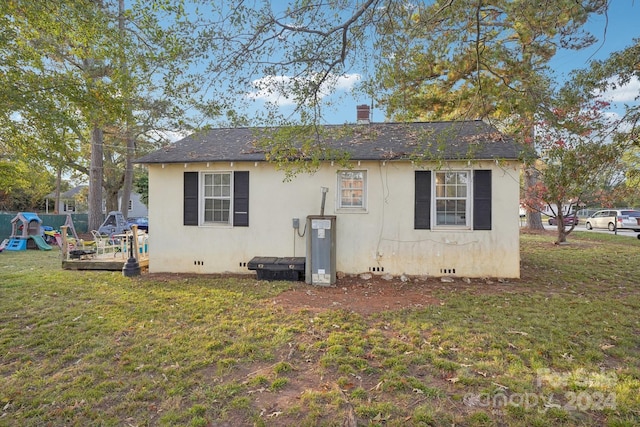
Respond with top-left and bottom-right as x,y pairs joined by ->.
63,200 -> 75,212
338,170 -> 366,209
204,172 -> 231,223
415,170 -> 491,230
183,171 -> 249,227
435,171 -> 469,226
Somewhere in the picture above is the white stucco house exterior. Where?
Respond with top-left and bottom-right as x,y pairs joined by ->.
136,117 -> 523,279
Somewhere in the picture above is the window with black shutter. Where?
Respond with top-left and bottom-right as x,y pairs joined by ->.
183,171 -> 249,227
415,169 -> 491,230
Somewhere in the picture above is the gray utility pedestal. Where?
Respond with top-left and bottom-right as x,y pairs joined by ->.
305,215 -> 336,286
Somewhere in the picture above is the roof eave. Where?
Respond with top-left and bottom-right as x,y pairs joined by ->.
136,155 -> 522,165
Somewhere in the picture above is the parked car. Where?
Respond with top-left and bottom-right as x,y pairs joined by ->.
548,214 -> 579,226
585,209 -> 640,232
127,217 -> 149,232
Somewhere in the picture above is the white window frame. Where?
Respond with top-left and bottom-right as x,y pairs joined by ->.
202,171 -> 233,225
337,170 -> 367,211
433,170 -> 471,228
63,200 -> 76,213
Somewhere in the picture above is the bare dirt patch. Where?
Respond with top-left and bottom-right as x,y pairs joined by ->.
271,274 -> 519,316
145,270 -> 523,316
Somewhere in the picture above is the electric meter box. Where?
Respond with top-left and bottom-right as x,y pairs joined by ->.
305,215 -> 336,286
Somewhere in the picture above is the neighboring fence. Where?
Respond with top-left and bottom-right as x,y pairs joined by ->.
0,213 -> 89,240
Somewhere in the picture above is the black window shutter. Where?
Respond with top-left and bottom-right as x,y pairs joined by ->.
473,170 -> 492,230
415,171 -> 431,229
233,171 -> 249,227
183,172 -> 198,226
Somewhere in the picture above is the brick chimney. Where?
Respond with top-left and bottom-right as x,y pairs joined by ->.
356,104 -> 370,124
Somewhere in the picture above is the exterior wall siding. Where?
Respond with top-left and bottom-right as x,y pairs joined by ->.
147,160 -> 521,278
124,192 -> 148,218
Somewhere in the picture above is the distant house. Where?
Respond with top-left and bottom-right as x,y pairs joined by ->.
45,185 -> 148,218
45,186 -> 87,214
118,191 -> 148,218
136,110 -> 523,279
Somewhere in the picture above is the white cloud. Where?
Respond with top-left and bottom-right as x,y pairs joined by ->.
246,75 -> 297,106
149,129 -> 188,143
595,76 -> 640,103
245,73 -> 361,106
334,73 -> 361,91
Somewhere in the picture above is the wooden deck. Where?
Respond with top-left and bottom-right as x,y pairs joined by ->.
62,252 -> 149,271
59,224 -> 149,271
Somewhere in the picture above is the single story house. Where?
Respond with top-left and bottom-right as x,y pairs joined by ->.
44,185 -> 87,214
136,110 -> 523,279
45,185 -> 148,218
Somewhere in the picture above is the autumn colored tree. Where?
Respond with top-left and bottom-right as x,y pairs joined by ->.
529,98 -> 623,243
524,38 -> 640,243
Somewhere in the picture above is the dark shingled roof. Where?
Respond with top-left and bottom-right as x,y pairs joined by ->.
45,185 -> 87,199
135,120 -> 523,164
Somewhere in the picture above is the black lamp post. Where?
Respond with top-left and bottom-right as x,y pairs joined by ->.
122,233 -> 140,277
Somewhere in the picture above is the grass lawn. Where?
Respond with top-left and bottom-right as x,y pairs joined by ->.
1,231 -> 639,426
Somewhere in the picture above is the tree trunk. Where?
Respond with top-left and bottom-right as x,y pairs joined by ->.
118,0 -> 133,219
556,213 -> 568,243
106,188 -> 119,212
88,126 -> 104,231
53,166 -> 62,214
120,133 -> 134,219
555,209 -> 578,244
524,167 -> 544,230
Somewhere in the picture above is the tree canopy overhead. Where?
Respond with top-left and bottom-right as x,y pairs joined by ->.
375,0 -> 607,124
3,0 -> 638,237
162,1 -> 608,128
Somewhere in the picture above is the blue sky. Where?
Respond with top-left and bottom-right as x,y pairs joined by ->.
552,0 -> 640,127
161,1 -> 639,132
550,1 -> 639,78
248,2 -> 640,125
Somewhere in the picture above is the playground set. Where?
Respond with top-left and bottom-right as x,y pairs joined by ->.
0,212 -> 52,252
63,211 -> 147,271
1,211 -> 148,273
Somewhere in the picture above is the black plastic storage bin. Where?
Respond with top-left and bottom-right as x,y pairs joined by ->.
247,256 -> 306,281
